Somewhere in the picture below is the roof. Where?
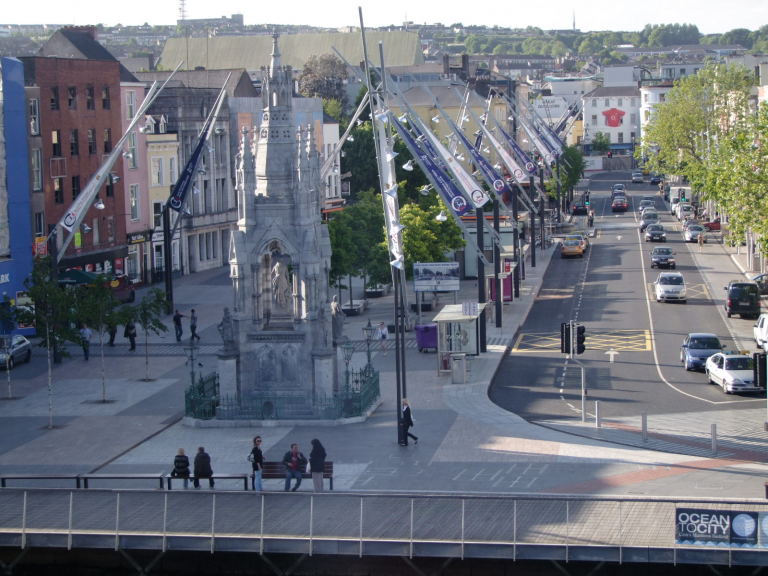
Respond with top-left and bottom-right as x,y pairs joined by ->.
584,86 -> 641,98
323,112 -> 340,124
387,63 -> 445,76
119,64 -> 138,83
133,69 -> 257,97
158,31 -> 424,71
37,29 -> 117,61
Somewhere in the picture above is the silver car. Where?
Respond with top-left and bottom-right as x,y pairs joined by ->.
0,335 -> 32,369
684,225 -> 706,243
654,272 -> 687,303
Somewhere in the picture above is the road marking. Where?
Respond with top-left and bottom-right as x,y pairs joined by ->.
605,349 -> 620,362
616,235 -> 622,240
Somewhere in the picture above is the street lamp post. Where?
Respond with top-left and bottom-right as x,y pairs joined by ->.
341,341 -> 354,393
183,343 -> 199,386
362,319 -> 376,373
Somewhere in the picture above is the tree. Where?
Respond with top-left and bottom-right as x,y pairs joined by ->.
327,211 -> 358,302
298,54 -> 349,111
76,276 -> 129,402
399,201 -> 465,280
0,298 -> 18,398
719,28 -> 752,49
128,288 -> 169,382
590,131 -> 611,155
323,99 -> 344,122
17,258 -> 80,428
343,191 -> 386,291
339,122 -> 380,198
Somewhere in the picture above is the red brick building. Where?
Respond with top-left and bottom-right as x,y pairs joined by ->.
21,26 -> 132,274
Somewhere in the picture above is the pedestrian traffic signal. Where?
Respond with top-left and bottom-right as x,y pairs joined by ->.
560,322 -> 571,354
575,324 -> 586,355
585,193 -> 590,206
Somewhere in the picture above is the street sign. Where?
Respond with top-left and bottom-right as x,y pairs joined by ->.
462,301 -> 479,317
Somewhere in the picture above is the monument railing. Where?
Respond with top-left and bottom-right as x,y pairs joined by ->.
184,368 -> 380,421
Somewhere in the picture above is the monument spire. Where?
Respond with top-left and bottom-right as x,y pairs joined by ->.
270,30 -> 282,70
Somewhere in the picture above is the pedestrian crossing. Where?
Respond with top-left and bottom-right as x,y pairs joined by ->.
58,343 -> 221,357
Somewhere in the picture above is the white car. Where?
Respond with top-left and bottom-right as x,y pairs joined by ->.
684,225 -> 706,243
756,314 -> 768,349
676,204 -> 695,221
638,200 -> 655,213
632,172 -> 644,183
705,353 -> 763,394
654,272 -> 687,303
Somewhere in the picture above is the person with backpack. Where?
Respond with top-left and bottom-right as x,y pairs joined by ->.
248,436 -> 264,491
172,448 -> 191,489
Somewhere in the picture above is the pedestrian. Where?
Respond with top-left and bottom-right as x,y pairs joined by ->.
173,310 -> 187,342
309,438 -> 326,493
401,398 -> 418,446
193,446 -> 214,489
79,323 -> 92,361
189,309 -> 201,343
172,448 -> 191,489
248,436 -> 264,492
379,322 -> 388,356
282,443 -> 307,492
698,230 -> 705,252
108,324 -> 117,347
124,320 -> 137,351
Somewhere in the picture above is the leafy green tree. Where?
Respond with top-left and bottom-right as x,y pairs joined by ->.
128,288 -> 169,382
339,122 -> 380,198
590,131 -> 611,155
17,257 -> 80,428
327,212 -> 358,302
323,99 -> 344,122
719,28 -> 752,48
343,191 -> 386,291
298,54 -> 349,111
399,201 -> 466,280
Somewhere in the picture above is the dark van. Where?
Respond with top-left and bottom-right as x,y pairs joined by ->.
724,281 -> 760,319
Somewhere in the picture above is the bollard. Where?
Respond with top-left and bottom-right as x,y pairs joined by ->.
595,401 -> 601,428
711,423 -> 717,454
641,411 -> 647,441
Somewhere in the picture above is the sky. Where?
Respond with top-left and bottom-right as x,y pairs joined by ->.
1,0 -> 767,35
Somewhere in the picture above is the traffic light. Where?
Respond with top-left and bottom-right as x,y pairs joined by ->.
575,324 -> 586,355
560,322 -> 571,354
680,189 -> 686,202
754,353 -> 767,389
585,193 -> 590,206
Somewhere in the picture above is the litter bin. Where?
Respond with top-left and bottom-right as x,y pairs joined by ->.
414,324 -> 438,353
451,353 -> 467,384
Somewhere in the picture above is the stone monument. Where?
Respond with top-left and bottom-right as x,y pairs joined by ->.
220,33 -> 336,405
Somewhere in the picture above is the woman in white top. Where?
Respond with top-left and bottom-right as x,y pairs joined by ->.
379,322 -> 388,356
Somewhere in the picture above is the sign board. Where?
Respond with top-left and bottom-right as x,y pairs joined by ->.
341,182 -> 350,196
675,508 -> 759,547
413,262 -> 460,292
462,301 -> 479,317
127,231 -> 151,245
34,237 -> 48,257
533,96 -> 568,120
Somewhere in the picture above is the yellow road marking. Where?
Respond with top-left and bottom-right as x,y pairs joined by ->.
646,282 -> 710,301
512,330 -> 652,353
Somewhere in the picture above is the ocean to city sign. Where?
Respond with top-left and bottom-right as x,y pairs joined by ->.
675,508 -> 766,548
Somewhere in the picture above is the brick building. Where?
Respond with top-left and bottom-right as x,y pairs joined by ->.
20,27 -> 131,274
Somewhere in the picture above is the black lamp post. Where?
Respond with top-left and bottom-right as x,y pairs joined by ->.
341,341 -> 354,393
183,343 -> 199,386
362,319 -> 376,372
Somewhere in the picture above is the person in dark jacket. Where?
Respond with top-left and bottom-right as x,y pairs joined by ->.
124,321 -> 137,351
193,446 -> 214,489
249,436 -> 264,491
173,448 -> 191,489
402,398 -> 418,446
282,444 -> 308,492
309,439 -> 327,492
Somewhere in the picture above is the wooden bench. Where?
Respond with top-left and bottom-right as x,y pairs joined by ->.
0,474 -> 81,489
166,473 -> 249,490
81,474 -> 165,490
260,462 -> 334,491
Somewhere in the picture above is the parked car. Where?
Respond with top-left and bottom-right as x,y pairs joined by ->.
753,314 -> 768,348
561,239 -> 583,258
750,273 -> 768,296
650,174 -> 663,185
645,224 -> 667,242
702,218 -> 721,231
670,197 -> 681,215
705,353 -> 762,393
640,211 -> 660,231
680,333 -> 723,371
0,335 -> 32,370
650,247 -> 676,269
654,272 -> 687,303
724,281 -> 761,319
684,225 -> 707,243
632,171 -> 644,183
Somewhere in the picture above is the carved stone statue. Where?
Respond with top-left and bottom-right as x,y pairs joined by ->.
272,261 -> 291,312
217,307 -> 236,351
331,295 -> 345,341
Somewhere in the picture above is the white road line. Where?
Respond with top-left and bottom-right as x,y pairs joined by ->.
453,469 -> 467,481
526,477 -> 538,488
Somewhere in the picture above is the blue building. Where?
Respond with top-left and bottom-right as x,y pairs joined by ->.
0,57 -> 34,335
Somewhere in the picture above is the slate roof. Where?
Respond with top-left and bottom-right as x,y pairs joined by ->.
133,69 -> 256,97
37,29 -> 117,61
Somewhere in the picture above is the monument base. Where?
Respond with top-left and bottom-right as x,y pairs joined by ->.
312,347 -> 335,397
216,350 -> 239,400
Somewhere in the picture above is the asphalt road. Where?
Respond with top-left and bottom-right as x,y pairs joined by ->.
490,171 -> 766,422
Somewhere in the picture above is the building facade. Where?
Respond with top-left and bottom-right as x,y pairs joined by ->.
582,86 -> 641,155
145,129 -> 180,283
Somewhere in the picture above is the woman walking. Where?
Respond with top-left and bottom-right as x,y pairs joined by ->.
248,436 -> 264,491
379,322 -> 388,356
309,438 -> 327,493
402,398 -> 418,446
698,229 -> 706,252
173,448 -> 191,489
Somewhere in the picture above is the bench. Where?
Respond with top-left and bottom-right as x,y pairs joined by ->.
0,474 -> 81,489
260,462 -> 334,491
166,473 -> 249,490
81,474 -> 165,490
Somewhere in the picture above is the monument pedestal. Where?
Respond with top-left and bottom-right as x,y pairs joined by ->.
312,348 -> 335,398
217,350 -> 239,400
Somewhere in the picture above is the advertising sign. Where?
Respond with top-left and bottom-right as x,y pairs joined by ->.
675,508 -> 759,547
413,262 -> 460,292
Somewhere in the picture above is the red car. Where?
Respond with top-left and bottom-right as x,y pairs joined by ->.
612,199 -> 628,212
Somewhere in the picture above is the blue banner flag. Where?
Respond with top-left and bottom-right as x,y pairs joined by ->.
453,126 -> 510,198
496,123 -> 537,174
168,119 -> 212,212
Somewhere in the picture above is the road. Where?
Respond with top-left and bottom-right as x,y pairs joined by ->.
490,172 -> 766,424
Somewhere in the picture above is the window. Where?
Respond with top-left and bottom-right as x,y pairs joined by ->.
591,99 -> 596,107
126,91 -> 136,119
103,128 -> 112,153
643,93 -> 649,103
630,131 -> 636,141
169,157 -> 177,183
204,179 -> 211,213
604,98 -> 609,107
153,201 -> 163,227
618,98 -> 623,106
105,176 -> 114,198
54,178 -> 63,204
34,212 -> 45,237
50,87 -> 59,111
694,68 -> 700,74
680,68 -> 686,77
88,129 -> 96,155
212,231 -> 218,259
199,234 -> 205,261
107,216 -> 115,242
591,114 -> 597,125
86,86 -> 94,110
102,86 -> 110,109
92,218 -> 100,245
130,184 -> 140,221
630,113 -> 637,125
68,86 -> 76,110
128,132 -> 137,168
645,110 -> 650,121
29,99 -> 40,135
70,129 -> 79,156
659,93 -> 666,102
72,176 -> 81,199
151,157 -> 164,186
618,133 -> 624,143
31,149 -> 42,190
630,97 -> 636,107
52,130 -> 61,156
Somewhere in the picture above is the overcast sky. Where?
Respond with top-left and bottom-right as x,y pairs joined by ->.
2,0 -> 766,36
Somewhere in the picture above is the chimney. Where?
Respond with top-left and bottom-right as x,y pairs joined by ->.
442,54 -> 450,76
64,25 -> 97,40
461,54 -> 469,81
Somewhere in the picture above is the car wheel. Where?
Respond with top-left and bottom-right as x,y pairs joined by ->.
680,350 -> 685,363
706,370 -> 714,384
24,350 -> 30,363
727,311 -> 732,318
128,291 -> 136,303
7,356 -> 14,370
685,359 -> 692,371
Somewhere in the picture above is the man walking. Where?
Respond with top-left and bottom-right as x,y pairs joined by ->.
189,309 -> 201,343
124,320 -> 137,351
282,443 -> 307,492
173,310 -> 187,342
79,323 -> 92,361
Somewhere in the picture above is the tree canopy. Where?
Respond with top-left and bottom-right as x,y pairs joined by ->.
297,54 -> 349,111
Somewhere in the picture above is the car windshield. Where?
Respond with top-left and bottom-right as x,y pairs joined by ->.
688,225 -> 704,232
681,206 -> 693,211
659,276 -> 684,285
644,213 -> 658,220
654,248 -> 673,255
647,225 -> 664,231
725,357 -> 753,371
688,337 -> 721,350
640,201 -> 654,206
